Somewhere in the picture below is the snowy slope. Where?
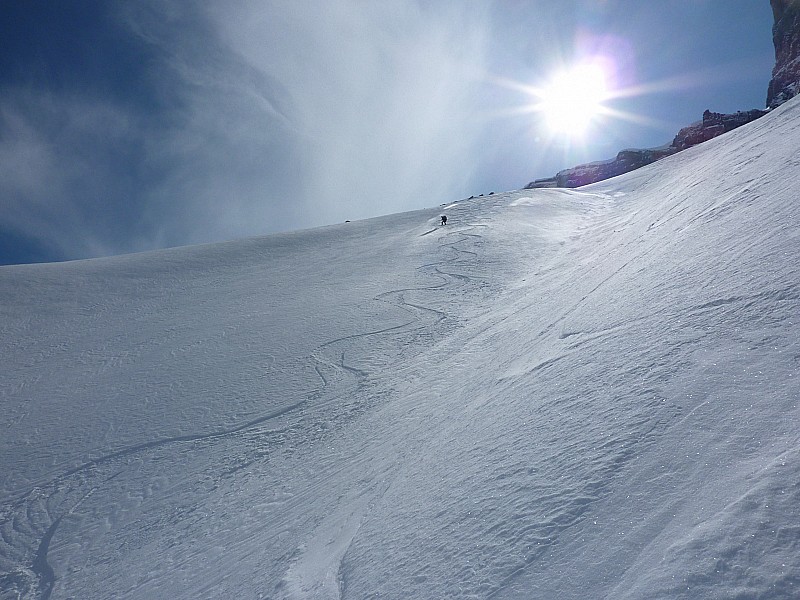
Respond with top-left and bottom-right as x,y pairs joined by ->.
2,97 -> 800,599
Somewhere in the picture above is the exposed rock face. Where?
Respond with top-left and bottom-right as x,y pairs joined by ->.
548,147 -> 677,189
672,109 -> 768,151
767,0 -> 800,108
525,0 -> 794,190
525,108 -> 766,189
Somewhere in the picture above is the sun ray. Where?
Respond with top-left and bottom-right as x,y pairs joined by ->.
533,63 -> 610,137
486,42 -> 722,153
595,105 -> 673,130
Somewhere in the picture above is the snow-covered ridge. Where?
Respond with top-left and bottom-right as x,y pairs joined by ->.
2,97 -> 800,599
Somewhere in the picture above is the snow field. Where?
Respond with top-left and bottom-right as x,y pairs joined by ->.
1,97 -> 800,598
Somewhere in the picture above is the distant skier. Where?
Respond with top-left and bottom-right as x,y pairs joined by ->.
441,215 -> 447,225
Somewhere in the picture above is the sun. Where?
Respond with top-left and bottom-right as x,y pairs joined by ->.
537,63 -> 609,137
491,56 -> 653,145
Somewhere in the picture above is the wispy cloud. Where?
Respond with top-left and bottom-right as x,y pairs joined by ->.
0,0 -> 492,263
138,0 -> 493,232
0,89 -> 147,259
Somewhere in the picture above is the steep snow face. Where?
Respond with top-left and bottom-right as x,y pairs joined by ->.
2,99 -> 800,599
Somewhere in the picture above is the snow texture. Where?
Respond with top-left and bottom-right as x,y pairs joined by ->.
2,97 -> 800,599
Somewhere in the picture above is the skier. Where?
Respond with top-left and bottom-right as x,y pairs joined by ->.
441,215 -> 447,225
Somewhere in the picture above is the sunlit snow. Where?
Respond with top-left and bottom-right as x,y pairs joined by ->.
2,98 -> 800,599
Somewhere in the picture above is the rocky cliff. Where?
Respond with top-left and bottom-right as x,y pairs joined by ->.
528,147 -> 677,189
767,0 -> 800,108
525,108 -> 766,190
671,109 -> 769,151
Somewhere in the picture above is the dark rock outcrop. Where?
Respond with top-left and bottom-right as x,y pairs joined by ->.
672,109 -> 768,151
767,0 -> 800,108
550,147 -> 677,189
525,107 -> 767,190
525,106 -> 769,189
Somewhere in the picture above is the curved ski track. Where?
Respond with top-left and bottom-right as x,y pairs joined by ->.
0,220 -> 489,600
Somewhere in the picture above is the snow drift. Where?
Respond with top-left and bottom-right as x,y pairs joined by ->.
2,97 -> 800,599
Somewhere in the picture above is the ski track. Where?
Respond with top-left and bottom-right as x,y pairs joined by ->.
279,221 -> 493,599
0,211 -> 492,600
0,188 -> 605,599
4,96 -> 800,600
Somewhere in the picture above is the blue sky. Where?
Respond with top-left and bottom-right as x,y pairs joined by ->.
0,1 -> 774,265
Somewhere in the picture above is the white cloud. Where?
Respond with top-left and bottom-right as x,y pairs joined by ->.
0,1 -> 493,262
132,0 -> 492,235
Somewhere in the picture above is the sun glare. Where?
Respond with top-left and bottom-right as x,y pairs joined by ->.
492,54 -> 660,147
539,64 -> 609,136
